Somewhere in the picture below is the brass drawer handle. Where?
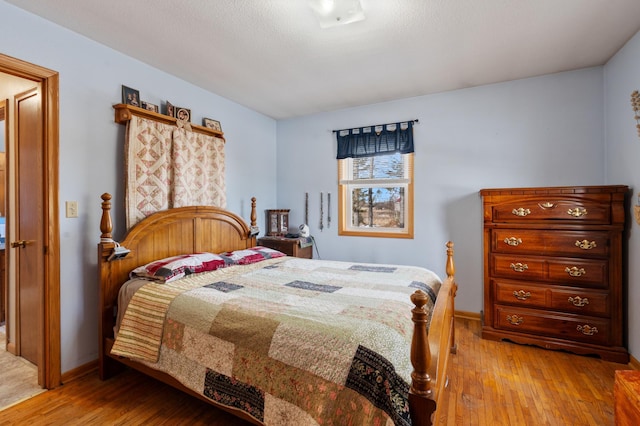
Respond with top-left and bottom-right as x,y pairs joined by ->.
510,262 -> 528,273
565,266 -> 586,277
567,207 -> 588,217
575,240 -> 597,250
506,315 -> 524,326
513,290 -> 531,300
576,325 -> 598,336
568,296 -> 589,307
503,237 -> 522,246
511,208 -> 531,217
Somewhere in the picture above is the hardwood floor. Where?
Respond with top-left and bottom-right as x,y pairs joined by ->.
437,318 -> 629,425
0,325 -> 45,411
0,318 -> 632,425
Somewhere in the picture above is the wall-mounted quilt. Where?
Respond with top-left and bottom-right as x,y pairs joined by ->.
124,116 -> 226,228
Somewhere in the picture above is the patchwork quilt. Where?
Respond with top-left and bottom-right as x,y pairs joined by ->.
112,257 -> 442,425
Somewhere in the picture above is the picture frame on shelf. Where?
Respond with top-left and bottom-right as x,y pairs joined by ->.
141,101 -> 159,113
175,106 -> 191,122
122,85 -> 140,107
165,101 -> 175,117
203,117 -> 222,132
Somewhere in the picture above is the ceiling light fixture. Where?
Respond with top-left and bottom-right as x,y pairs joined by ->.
308,0 -> 365,28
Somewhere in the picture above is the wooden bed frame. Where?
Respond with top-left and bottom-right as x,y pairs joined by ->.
97,193 -> 457,425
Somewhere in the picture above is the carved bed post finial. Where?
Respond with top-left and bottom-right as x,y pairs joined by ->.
250,197 -> 257,227
410,290 -> 433,397
100,193 -> 113,240
446,241 -> 455,279
409,290 -> 437,425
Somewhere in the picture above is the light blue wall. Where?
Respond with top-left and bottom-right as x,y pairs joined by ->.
277,68 -> 606,317
604,29 -> 640,360
0,1 -> 277,372
2,0 -> 636,372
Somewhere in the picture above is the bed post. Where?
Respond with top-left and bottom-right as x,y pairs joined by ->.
445,241 -> 455,278
409,290 -> 437,426
251,197 -> 257,227
100,193 -> 113,241
98,193 -> 118,379
409,241 -> 455,425
445,241 -> 457,355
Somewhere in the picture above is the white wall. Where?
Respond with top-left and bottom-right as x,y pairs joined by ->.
277,68 -> 606,318
0,1 -> 278,372
604,29 -> 640,360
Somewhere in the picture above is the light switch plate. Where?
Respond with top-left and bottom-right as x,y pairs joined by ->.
66,201 -> 78,218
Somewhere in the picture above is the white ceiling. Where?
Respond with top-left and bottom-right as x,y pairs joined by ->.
6,0 -> 640,119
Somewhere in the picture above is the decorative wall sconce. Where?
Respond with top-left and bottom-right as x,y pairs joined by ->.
631,90 -> 640,139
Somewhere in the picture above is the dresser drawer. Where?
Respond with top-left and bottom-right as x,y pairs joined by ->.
494,305 -> 610,345
492,229 -> 610,257
491,254 -> 546,280
489,197 -> 611,224
493,279 -> 610,317
549,286 -> 610,317
546,257 -> 607,288
493,279 -> 547,307
491,254 -> 608,288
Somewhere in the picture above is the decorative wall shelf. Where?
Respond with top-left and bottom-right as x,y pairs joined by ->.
113,103 -> 225,141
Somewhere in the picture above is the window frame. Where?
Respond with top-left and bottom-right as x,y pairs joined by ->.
338,152 -> 414,238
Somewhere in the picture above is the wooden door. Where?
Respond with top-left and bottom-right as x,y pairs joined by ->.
13,88 -> 44,366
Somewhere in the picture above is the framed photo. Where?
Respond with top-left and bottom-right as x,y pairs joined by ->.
266,209 -> 290,236
175,106 -> 191,122
141,101 -> 159,113
165,101 -> 175,117
203,117 -> 222,132
122,85 -> 140,107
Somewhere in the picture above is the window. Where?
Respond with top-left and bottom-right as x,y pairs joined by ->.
336,121 -> 415,238
338,152 -> 413,238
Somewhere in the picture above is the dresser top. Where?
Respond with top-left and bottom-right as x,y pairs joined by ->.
480,185 -> 628,196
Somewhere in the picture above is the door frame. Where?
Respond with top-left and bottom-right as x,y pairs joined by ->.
0,53 -> 60,389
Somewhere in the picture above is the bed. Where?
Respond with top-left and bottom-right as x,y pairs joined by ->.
97,193 -> 457,425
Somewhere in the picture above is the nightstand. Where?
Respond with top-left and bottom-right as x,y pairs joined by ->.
257,236 -> 312,259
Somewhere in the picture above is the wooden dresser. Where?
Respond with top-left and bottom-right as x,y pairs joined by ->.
480,185 -> 629,363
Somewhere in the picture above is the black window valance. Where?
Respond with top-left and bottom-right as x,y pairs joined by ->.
335,121 -> 415,160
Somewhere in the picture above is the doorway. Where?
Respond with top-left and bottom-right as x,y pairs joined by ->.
0,96 -> 43,410
0,53 -> 60,390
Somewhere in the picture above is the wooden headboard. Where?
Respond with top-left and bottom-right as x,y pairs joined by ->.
97,193 -> 257,377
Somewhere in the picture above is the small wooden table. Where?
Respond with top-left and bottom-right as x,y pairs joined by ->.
257,236 -> 312,259
615,370 -> 640,425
